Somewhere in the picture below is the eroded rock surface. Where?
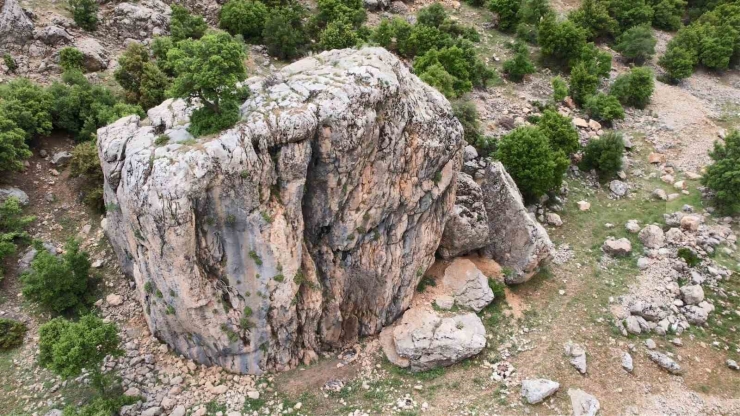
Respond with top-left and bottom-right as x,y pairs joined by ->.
98,47 -> 464,374
0,0 -> 33,46
109,0 -> 171,40
437,173 -> 489,259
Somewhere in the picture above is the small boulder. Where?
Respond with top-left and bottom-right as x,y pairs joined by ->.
577,200 -> 590,211
622,352 -> 633,372
602,238 -> 632,256
51,151 -> 73,166
546,213 -> 563,227
564,342 -> 587,374
106,293 -> 124,306
680,215 -> 701,231
73,38 -> 109,72
442,259 -> 494,312
727,359 -> 739,371
609,180 -> 628,197
647,351 -> 682,374
652,188 -> 667,201
521,379 -> 560,404
648,152 -> 666,164
625,220 -> 640,233
680,285 -> 704,305
0,187 -> 29,205
568,388 -> 600,416
638,225 -> 665,249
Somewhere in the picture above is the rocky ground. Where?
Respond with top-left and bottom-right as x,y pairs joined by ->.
1,1 -> 740,416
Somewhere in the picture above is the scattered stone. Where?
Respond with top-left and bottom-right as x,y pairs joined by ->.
0,187 -> 29,205
106,293 -> 124,306
609,180 -> 628,197
51,151 -> 72,166
673,180 -> 686,190
546,212 -> 563,227
602,238 -> 632,256
434,295 -> 454,310
568,388 -> 600,416
624,316 -> 642,334
564,342 -> 587,374
647,351 -> 682,374
652,188 -> 667,201
680,215 -> 701,231
625,220 -> 640,233
521,379 -> 560,404
141,407 -> 162,416
648,152 -> 666,164
573,118 -> 588,128
680,285 -> 704,305
442,259 -> 494,312
727,360 -> 740,371
577,200 -> 591,211
637,257 -> 650,270
638,225 -> 665,249
644,339 -> 656,350
622,352 -> 633,372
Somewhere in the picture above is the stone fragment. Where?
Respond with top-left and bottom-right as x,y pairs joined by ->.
546,213 -> 563,227
521,379 -> 560,404
652,188 -> 667,201
622,352 -> 633,372
609,180 -> 628,197
648,152 -> 666,164
647,351 -> 682,374
0,187 -> 29,205
602,238 -> 632,256
106,293 -> 124,306
568,388 -> 600,416
564,342 -> 587,374
638,225 -> 665,249
442,259 -> 494,312
680,285 -> 704,305
680,215 -> 701,231
577,200 -> 590,211
438,173 -> 489,259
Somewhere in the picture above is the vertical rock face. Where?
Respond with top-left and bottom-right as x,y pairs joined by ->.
0,0 -> 34,47
98,47 -> 464,374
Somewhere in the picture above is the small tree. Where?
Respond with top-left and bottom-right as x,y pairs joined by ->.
318,20 -> 359,50
71,141 -> 106,211
38,315 -> 121,395
580,132 -> 624,178
68,0 -> 98,31
219,0 -> 269,42
170,5 -> 208,42
503,42 -> 535,82
538,109 -> 579,155
584,93 -> 625,123
609,0 -> 654,32
167,32 -> 248,136
610,66 -> 654,109
488,0 -> 521,32
538,13 -> 588,66
0,318 -> 27,350
614,25 -> 656,64
652,0 -> 686,31
21,239 -> 92,313
568,0 -> 617,40
0,113 -> 31,172
417,3 -> 448,28
59,47 -> 85,72
263,5 -> 308,60
495,126 -> 569,200
114,44 -> 169,109
551,76 -> 568,101
568,61 -> 599,106
0,78 -> 54,140
702,130 -> 740,213
0,197 -> 34,281
419,63 -> 457,98
658,46 -> 695,82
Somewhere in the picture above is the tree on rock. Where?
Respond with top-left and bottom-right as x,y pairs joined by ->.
167,32 -> 248,137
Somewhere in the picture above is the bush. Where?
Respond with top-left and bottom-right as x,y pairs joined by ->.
63,396 -> 139,416
417,3 -> 448,28
310,0 -> 366,32
488,0 -> 521,32
652,0 -> 686,31
537,109 -> 579,155
658,45 -> 695,82
677,247 -> 701,267
59,47 -> 85,72
551,76 -> 568,101
568,0 -> 617,40
502,42 -> 535,82
452,100 -> 482,145
0,318 -> 27,350
170,5 -> 208,42
71,141 -> 105,212
219,0 -> 269,42
0,113 -> 31,172
21,239 -> 92,313
701,130 -> 740,213
318,20 -> 359,50
584,93 -> 625,123
0,197 -> 34,281
517,0 -> 551,26
0,78 -> 54,140
614,25 -> 656,63
418,63 -> 457,98
39,315 -> 121,394
114,43 -> 169,109
68,0 -> 98,31
167,32 -> 248,136
568,61 -> 600,106
579,131 -> 624,177
609,0 -> 654,32
538,13 -> 588,66
263,5 -> 308,60
579,42 -> 612,78
4,53 -> 17,74
494,126 -> 569,200
610,66 -> 654,108
151,36 -> 176,75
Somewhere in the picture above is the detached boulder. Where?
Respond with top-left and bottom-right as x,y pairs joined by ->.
521,379 -> 560,404
0,187 -> 29,205
441,258 -> 494,312
638,225 -> 665,249
388,307 -> 486,371
602,238 -> 632,256
73,38 -> 109,72
0,0 -> 34,46
35,25 -> 72,46
437,173 -> 489,259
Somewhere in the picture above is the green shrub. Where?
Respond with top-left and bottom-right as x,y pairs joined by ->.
59,47 -> 85,72
452,100 -> 482,145
0,78 -> 54,140
318,20 -> 359,50
39,315 -> 121,394
220,0 -> 269,42
609,0 -> 654,32
415,43 -> 493,98
151,36 -> 176,75
551,76 -> 568,101
538,13 -> 588,66
610,66 -> 654,108
68,0 -> 98,31
537,109 -> 579,155
652,0 -> 686,31
568,61 -> 600,106
488,0 -> 521,32
677,247 -> 701,267
701,130 -> 740,214
0,318 -> 27,350
568,0 -> 617,40
167,32 -> 248,136
70,141 -> 105,212
502,42 -> 535,82
658,45 -> 695,82
3,53 -> 17,73
310,0 -> 366,32
494,126 -> 569,200
517,0 -> 551,26
579,42 -> 612,78
170,5 -> 208,41
584,93 -> 625,123
417,3 -> 448,28
0,112 -> 31,172
614,25 -> 656,63
579,131 -> 624,177
263,5 -> 309,60
114,43 -> 169,110
63,396 -> 139,416
0,197 -> 34,281
21,239 -> 92,313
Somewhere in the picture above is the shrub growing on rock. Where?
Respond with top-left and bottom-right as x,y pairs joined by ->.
614,25 -> 656,64
610,66 -> 654,109
68,0 -> 98,31
537,109 -> 579,155
0,318 -> 27,350
495,126 -> 569,200
70,141 -> 105,211
584,93 -> 625,123
21,239 -> 92,313
219,0 -> 269,42
701,130 -> 740,214
452,100 -> 482,144
167,32 -> 248,137
59,47 -> 84,72
114,43 -> 169,110
503,42 -> 536,82
3,53 -> 17,74
170,5 -> 208,42
580,131 -> 624,177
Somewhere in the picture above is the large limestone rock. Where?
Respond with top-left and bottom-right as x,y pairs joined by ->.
109,0 -> 171,40
0,0 -> 34,46
98,47 -> 464,374
437,172 -> 489,259
478,161 -> 554,284
388,307 -> 486,371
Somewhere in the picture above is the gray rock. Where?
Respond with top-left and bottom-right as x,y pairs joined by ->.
625,219 -> 640,233
644,339 -> 656,350
682,305 -> 709,325
463,145 -> 478,161
170,406 -> 186,416
564,341 -> 587,374
647,351 -> 682,374
521,379 -> 560,404
637,257 -> 650,270
0,187 -> 29,205
35,25 -> 72,45
624,316 -> 641,334
72,38 -> 109,72
391,308 -> 486,371
568,388 -> 600,416
109,0 -> 171,40
622,352 -> 633,372
0,0 -> 34,46
652,188 -> 667,201
141,407 -> 162,416
438,173 -> 490,259
51,151 -> 73,166
638,225 -> 665,249
441,258 -> 494,312
98,47 -> 465,374
363,0 -> 389,10
17,242 -> 58,273
44,410 -> 63,416
546,212 -> 563,227
602,238 -> 632,256
680,285 -> 704,305
609,180 -> 628,197
479,161 -> 554,284
727,359 -> 739,371
389,1 -> 408,13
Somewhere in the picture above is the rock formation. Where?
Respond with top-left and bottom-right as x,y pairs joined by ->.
98,47 -> 464,374
0,0 -> 34,47
109,0 -> 171,41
